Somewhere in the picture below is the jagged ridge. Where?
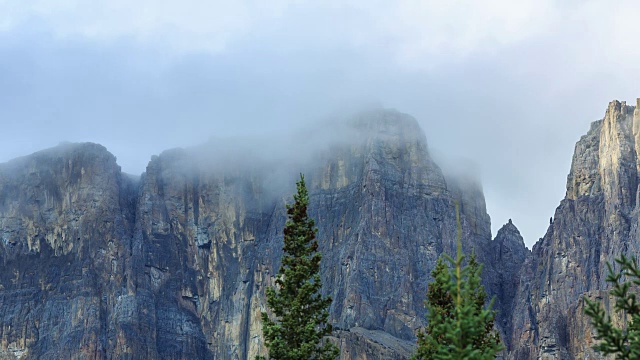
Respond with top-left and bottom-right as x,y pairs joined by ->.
509,98 -> 640,359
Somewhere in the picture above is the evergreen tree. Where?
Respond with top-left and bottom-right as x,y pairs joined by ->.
414,257 -> 454,359
584,255 -> 640,359
258,174 -> 339,360
413,202 -> 502,360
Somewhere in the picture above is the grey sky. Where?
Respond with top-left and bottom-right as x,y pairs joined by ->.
1,1 -> 640,248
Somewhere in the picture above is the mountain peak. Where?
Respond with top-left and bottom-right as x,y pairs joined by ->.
2,142 -> 114,167
495,219 -> 525,247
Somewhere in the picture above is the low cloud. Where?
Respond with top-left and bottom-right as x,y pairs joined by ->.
2,1 -> 640,247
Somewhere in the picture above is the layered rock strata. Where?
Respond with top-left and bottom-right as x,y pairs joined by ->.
0,109 -> 527,359
509,99 -> 640,359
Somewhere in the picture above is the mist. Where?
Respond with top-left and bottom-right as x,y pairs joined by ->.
152,106 -> 425,207
3,1 -> 640,247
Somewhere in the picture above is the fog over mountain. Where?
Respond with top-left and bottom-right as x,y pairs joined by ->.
3,1 -> 640,246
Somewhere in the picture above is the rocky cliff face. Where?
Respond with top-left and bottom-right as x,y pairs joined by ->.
509,99 -> 640,359
0,108 -> 534,359
0,143 -> 137,359
490,220 -> 530,348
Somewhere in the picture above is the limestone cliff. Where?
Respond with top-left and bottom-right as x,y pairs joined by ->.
0,110 -> 526,359
509,99 -> 640,359
0,143 -> 136,359
490,220 -> 530,349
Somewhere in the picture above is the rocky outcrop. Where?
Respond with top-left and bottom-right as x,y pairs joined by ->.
0,143 -> 136,359
0,109 -> 536,359
490,220 -> 530,348
509,99 -> 640,359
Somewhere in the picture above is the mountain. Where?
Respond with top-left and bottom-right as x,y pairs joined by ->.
0,109 -> 528,359
1,99 -> 637,359
509,99 -> 640,359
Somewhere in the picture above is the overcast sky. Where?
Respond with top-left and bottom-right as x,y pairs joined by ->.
1,1 -> 640,248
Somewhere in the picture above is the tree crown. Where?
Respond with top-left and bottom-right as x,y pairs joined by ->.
259,174 -> 339,360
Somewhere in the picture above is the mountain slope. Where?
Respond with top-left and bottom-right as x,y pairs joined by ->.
510,99 -> 640,359
0,110 -> 526,359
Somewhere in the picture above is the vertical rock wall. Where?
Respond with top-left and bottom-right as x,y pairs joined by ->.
0,110 -> 529,359
510,99 -> 640,359
0,143 -> 136,359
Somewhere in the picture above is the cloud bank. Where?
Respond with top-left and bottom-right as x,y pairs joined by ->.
2,0 -> 640,247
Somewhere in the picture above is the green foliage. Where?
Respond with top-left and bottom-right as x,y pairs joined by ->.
258,174 -> 339,360
413,202 -> 502,360
584,255 -> 640,359
414,257 -> 454,359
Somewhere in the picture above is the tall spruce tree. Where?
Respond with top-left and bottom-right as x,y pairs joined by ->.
414,257 -> 454,359
413,202 -> 502,360
584,255 -> 640,359
258,174 -> 339,360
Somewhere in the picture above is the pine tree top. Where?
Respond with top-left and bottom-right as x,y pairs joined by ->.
259,174 -> 339,360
